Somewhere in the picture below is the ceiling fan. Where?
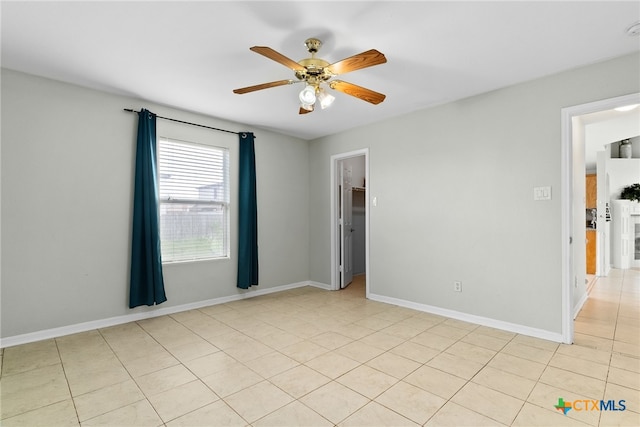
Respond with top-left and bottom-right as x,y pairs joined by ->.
233,38 -> 387,114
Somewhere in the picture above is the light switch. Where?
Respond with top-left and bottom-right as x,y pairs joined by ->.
372,196 -> 378,207
534,186 -> 552,201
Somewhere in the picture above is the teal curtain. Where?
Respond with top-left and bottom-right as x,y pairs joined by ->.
237,132 -> 259,289
129,109 -> 167,308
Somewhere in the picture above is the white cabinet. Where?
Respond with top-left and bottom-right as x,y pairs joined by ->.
612,200 -> 631,269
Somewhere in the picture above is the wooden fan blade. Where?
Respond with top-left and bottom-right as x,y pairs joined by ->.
327,49 -> 386,75
299,105 -> 314,114
233,79 -> 294,94
250,46 -> 305,72
329,80 -> 386,105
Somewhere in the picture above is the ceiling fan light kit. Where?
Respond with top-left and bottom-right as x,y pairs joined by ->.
233,37 -> 387,114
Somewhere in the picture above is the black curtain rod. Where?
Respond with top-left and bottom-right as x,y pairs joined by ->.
124,109 -> 240,136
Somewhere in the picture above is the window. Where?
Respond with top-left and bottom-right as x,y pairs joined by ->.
157,137 -> 229,262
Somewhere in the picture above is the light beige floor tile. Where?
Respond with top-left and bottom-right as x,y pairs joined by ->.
305,351 -> 361,379
339,401 -> 419,426
526,381 -> 601,426
135,364 -> 197,398
410,331 -> 457,351
425,401 -> 507,426
309,331 -> 354,350
451,382 -> 524,425
200,360 -> 263,397
613,340 -> 640,358
575,318 -> 616,340
442,318 -> 479,331
472,366 -> 536,400
608,367 -> 640,390
427,351 -> 485,380
253,400 -> 333,427
147,380 -> 218,422
81,399 -> 163,427
223,338 -> 274,363
279,320 -> 326,339
224,380 -> 294,423
556,342 -> 612,365
404,365 -> 466,399
181,351 -> 236,379
390,341 -> 440,364
74,379 -> 144,421
258,330 -> 304,350
604,382 -> 639,415
100,329 -> 164,363
380,322 -> 424,340
1,339 -> 60,376
539,366 -> 606,399
445,341 -> 497,364
501,341 -> 555,364
268,365 -> 331,399
599,409 -> 640,426
487,352 -> 547,381
328,324 -> 375,340
145,328 -> 202,351
461,331 -> 510,351
511,334 -> 560,352
167,338 -> 219,362
427,324 -> 471,340
474,325 -> 517,341
365,351 -> 421,379
55,331 -> 110,362
359,331 -> 405,351
573,332 -> 614,352
0,363 -> 70,419
352,316 -> 395,331
375,381 -> 446,424
335,340 -> 386,363
0,399 -> 79,427
64,355 -> 131,396
615,325 -> 640,344
549,353 -> 609,381
337,364 -> 398,399
610,353 -> 640,373
512,402 -> 592,426
121,349 -> 179,378
165,400 -> 247,426
245,351 -> 299,379
279,340 -> 329,363
299,381 -> 369,424
204,330 -> 255,350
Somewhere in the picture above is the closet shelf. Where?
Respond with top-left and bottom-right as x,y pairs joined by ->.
353,187 -> 366,192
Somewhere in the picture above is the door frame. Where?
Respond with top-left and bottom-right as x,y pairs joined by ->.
560,92 -> 640,344
331,149 -> 370,296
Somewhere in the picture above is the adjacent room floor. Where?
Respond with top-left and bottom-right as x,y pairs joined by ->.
1,270 -> 638,426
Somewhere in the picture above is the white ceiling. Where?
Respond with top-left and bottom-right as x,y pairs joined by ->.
2,1 -> 639,140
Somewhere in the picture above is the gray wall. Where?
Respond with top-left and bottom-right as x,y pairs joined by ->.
308,52 -> 640,335
1,69 -> 309,338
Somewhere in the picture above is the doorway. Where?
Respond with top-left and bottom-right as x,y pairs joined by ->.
331,149 -> 369,297
561,92 -> 640,344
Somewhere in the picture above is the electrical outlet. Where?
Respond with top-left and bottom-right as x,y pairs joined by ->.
454,281 -> 462,292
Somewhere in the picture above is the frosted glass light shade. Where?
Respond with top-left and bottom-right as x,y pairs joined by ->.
299,85 -> 316,104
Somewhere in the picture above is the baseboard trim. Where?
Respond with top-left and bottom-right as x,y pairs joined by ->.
368,293 -> 564,343
573,291 -> 589,320
308,281 -> 332,290
0,281 -> 312,348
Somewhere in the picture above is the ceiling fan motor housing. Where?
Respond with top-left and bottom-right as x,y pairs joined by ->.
295,58 -> 333,83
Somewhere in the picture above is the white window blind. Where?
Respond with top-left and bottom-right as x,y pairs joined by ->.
157,137 -> 229,262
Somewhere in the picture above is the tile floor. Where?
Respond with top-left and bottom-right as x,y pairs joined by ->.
1,270 -> 639,426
